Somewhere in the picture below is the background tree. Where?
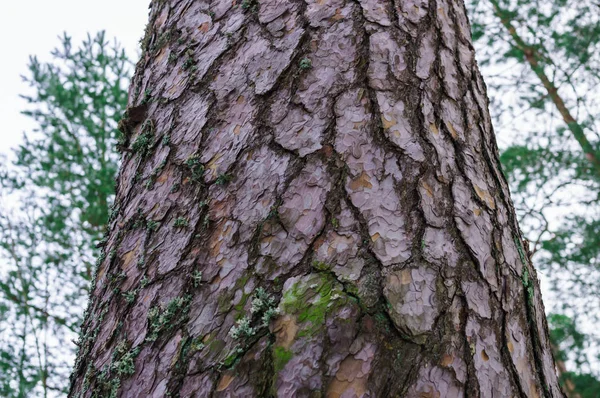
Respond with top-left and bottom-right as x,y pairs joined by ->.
466,0 -> 600,393
548,315 -> 600,398
69,1 -> 564,396
0,32 -> 130,397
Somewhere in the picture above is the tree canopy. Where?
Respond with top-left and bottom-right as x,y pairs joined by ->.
0,32 -> 130,397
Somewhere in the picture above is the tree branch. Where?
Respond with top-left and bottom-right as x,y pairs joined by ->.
489,0 -> 600,179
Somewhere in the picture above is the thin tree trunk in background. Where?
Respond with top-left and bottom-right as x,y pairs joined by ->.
69,0 -> 564,397
551,342 -> 581,398
489,0 -> 600,179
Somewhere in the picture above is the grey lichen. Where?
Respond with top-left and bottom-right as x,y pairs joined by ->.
122,289 -> 138,304
111,341 -> 140,377
229,316 -> 255,340
131,120 -> 154,158
185,155 -> 205,182
215,173 -> 233,185
228,287 -> 279,341
299,57 -> 312,70
146,220 -> 159,232
182,49 -> 196,71
241,0 -> 259,13
146,295 -> 191,342
251,287 -> 280,326
140,89 -> 152,105
192,270 -> 203,288
88,340 -> 140,398
173,217 -> 189,228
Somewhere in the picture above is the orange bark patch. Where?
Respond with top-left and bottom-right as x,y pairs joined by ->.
209,221 -> 233,258
481,349 -> 489,361
474,185 -> 496,209
441,354 -> 453,367
445,121 -> 458,139
154,6 -> 169,29
209,239 -> 223,259
529,385 -> 541,398
211,199 -> 229,219
310,39 -> 319,51
167,73 -> 187,96
206,153 -> 223,176
216,373 -> 235,391
349,171 -> 373,190
157,169 -> 169,184
326,356 -> 370,398
414,388 -> 440,398
400,269 -> 412,285
273,315 -> 299,350
211,275 -> 222,285
381,114 -> 397,129
121,239 -> 141,272
331,8 -> 344,21
430,123 -> 439,135
313,235 -> 327,252
198,22 -> 211,33
421,181 -> 434,197
96,265 -> 107,283
156,48 -> 168,63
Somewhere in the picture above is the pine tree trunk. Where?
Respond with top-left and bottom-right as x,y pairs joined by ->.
69,0 -> 564,396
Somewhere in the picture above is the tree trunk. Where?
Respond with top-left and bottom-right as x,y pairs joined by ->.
69,0 -> 564,397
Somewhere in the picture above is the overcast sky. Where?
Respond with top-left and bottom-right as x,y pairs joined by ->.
0,0 -> 150,157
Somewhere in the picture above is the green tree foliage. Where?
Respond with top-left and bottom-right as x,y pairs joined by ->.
548,314 -> 600,397
0,32 -> 130,397
467,0 -> 600,392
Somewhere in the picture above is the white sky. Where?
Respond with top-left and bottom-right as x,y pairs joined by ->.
0,0 -> 150,158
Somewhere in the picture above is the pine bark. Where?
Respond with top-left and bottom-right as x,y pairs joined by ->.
69,0 -> 564,397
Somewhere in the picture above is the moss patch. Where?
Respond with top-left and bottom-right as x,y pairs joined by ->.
273,346 -> 293,373
281,273 -> 349,338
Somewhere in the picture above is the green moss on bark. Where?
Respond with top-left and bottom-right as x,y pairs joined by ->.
281,273 -> 349,338
272,346 -> 293,373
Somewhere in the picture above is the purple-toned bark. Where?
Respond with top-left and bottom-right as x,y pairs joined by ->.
69,0 -> 564,397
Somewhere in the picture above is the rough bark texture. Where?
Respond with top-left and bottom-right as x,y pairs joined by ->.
70,0 -> 564,397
